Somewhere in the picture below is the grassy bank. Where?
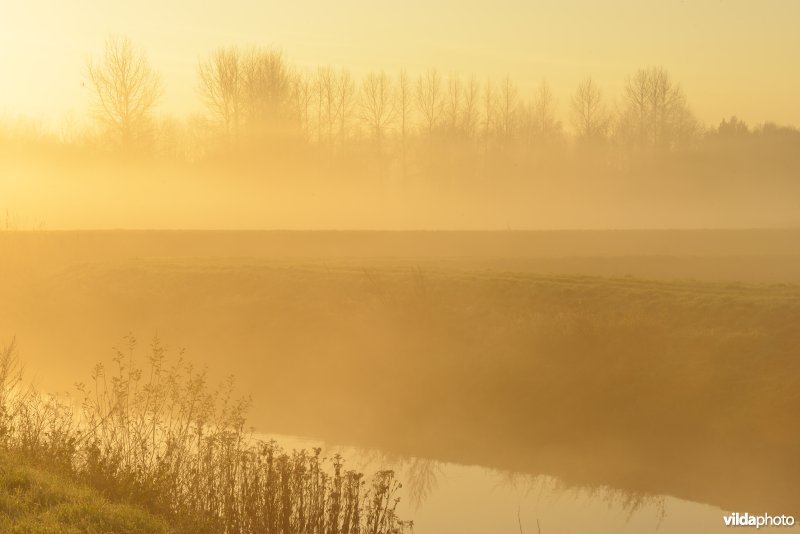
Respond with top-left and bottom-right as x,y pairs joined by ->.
0,452 -> 171,533
0,339 -> 410,533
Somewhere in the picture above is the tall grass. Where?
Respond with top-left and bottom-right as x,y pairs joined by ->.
0,336 -> 411,533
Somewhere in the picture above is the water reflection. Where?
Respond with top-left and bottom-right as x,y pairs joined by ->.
263,433 -> 735,534
497,471 -> 667,524
404,458 -> 445,509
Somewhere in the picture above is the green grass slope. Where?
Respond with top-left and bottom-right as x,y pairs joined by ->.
0,453 -> 171,534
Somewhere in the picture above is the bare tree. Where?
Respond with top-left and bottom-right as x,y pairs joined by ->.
482,79 -> 496,143
495,76 -> 519,142
622,68 -> 650,148
444,74 -> 462,135
416,69 -> 443,136
461,76 -> 480,141
335,69 -> 356,149
198,47 -> 243,143
571,77 -> 609,144
530,80 -> 560,142
241,48 -> 293,138
315,66 -> 336,147
619,66 -> 697,150
359,71 -> 395,152
86,35 -> 162,150
291,71 -> 314,141
396,69 -> 412,175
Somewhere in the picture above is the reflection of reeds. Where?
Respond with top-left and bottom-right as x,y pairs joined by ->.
499,471 -> 666,526
402,458 -> 442,510
0,336 -> 411,533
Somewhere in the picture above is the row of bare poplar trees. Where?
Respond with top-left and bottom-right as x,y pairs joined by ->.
84,36 -> 698,159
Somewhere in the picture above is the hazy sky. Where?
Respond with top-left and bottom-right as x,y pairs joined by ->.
1,0 -> 799,128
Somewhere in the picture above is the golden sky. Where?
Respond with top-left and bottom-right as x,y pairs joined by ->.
1,0 -> 799,128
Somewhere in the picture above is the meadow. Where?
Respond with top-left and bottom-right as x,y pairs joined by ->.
1,230 -> 798,525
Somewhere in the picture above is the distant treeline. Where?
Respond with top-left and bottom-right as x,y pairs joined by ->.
2,35 -> 799,187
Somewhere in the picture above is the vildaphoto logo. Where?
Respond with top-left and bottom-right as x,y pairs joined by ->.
723,512 -> 796,528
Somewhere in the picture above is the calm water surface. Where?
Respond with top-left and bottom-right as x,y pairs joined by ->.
266,433 -> 736,534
